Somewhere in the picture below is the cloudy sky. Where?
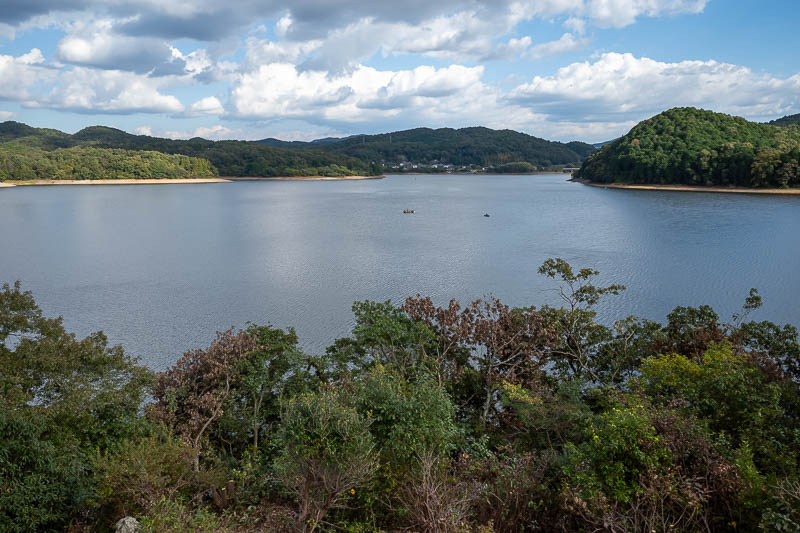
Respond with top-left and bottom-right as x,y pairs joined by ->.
0,0 -> 798,142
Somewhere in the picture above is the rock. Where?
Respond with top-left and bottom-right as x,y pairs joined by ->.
115,516 -> 140,533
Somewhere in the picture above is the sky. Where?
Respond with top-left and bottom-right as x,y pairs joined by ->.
0,0 -> 798,143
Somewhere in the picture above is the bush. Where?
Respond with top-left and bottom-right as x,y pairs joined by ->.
275,387 -> 378,532
93,426 -> 221,523
0,409 -> 86,532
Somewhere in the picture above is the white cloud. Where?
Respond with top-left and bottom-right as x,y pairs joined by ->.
0,49 -> 56,101
56,19 -> 178,74
163,124 -> 237,139
183,96 -> 224,117
134,125 -> 153,135
244,36 -> 322,70
0,111 -> 15,121
564,17 -> 587,34
509,53 -> 800,124
36,67 -> 185,114
18,48 -> 46,65
527,33 -> 589,60
230,62 -> 487,124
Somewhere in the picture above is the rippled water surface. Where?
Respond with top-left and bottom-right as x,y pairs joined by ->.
1,174 -> 798,369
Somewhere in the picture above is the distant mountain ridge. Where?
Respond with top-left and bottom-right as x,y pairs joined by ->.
575,107 -> 800,188
0,122 -> 377,179
255,126 -> 596,169
768,113 -> 800,128
0,121 -> 598,181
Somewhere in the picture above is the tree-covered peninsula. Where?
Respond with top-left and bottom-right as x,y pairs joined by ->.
574,107 -> 800,188
3,260 -> 800,532
0,122 -> 378,181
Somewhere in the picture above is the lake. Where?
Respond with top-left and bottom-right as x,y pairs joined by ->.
1,173 -> 798,370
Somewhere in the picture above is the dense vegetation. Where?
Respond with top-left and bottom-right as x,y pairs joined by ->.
256,126 -> 595,170
769,113 -> 800,128
0,144 -> 216,180
575,107 -> 800,188
3,259 -> 799,532
0,122 -> 377,180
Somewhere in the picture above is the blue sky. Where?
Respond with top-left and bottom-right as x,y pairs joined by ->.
0,0 -> 798,143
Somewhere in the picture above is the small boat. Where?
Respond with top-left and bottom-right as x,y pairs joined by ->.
403,209 -> 416,214
484,213 -> 490,217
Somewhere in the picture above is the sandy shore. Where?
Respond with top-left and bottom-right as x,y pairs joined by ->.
3,178 -> 231,186
225,175 -> 384,181
576,180 -> 800,195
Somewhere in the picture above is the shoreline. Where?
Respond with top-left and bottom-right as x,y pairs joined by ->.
573,179 -> 800,196
1,178 -> 231,186
0,175 -> 384,186
225,175 -> 384,181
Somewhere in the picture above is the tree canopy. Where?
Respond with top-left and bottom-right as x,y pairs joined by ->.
575,107 -> 800,188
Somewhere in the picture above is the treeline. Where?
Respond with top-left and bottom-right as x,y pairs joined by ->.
0,122 -> 378,180
769,113 -> 800,128
3,260 -> 799,532
256,126 -> 596,169
0,145 -> 216,180
575,107 -> 800,188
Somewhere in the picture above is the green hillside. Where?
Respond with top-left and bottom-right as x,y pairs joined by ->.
66,126 -> 377,177
575,107 -> 800,188
0,145 -> 216,181
769,113 -> 800,127
256,126 -> 595,169
0,122 -> 379,180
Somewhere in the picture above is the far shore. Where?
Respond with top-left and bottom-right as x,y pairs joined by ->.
1,178 -> 231,187
0,175 -> 385,187
574,179 -> 800,196
225,175 -> 384,181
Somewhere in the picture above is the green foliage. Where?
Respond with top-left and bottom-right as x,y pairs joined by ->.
275,387 -> 378,531
501,379 -> 593,450
0,281 -> 153,449
0,120 -> 378,180
93,425 -> 217,522
0,409 -> 86,532
3,257 -> 800,531
566,401 -> 671,504
639,342 -> 794,472
139,497 -> 230,533
214,325 -> 320,461
354,366 -> 460,479
0,145 -> 216,180
537,258 -> 626,383
769,113 -> 800,128
256,126 -> 594,169
493,161 -> 535,173
576,107 -> 800,188
326,300 -> 438,377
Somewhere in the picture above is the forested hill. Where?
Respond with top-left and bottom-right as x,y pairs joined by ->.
255,126 -> 596,169
0,122 -> 378,180
574,107 -> 800,188
769,113 -> 800,128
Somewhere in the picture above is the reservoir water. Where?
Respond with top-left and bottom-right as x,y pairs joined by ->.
1,173 -> 798,370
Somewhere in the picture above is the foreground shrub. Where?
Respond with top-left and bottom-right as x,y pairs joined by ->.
275,387 -> 378,532
639,342 -> 790,472
138,497 -> 228,533
563,399 -> 744,532
472,449 -> 563,532
0,409 -> 86,532
93,426 -> 222,524
760,478 -> 800,532
396,451 -> 475,533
